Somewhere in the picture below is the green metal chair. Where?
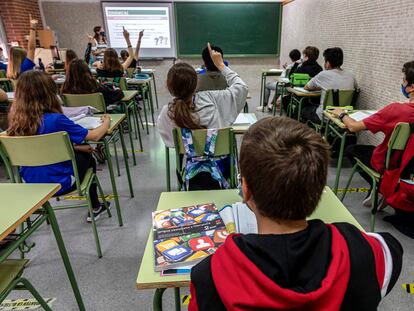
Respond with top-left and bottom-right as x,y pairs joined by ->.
0,259 -> 52,310
341,122 -> 412,231
172,127 -> 237,191
0,132 -> 112,258
308,88 -> 359,132
61,93 -> 106,113
0,78 -> 14,92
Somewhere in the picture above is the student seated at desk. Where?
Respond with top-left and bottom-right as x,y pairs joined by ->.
189,117 -> 402,311
96,27 -> 135,78
303,47 -> 357,123
120,30 -> 144,69
258,49 -> 301,112
64,49 -> 78,72
332,61 -> 414,234
158,43 -> 248,190
0,15 -> 38,79
62,59 -> 124,108
280,46 -> 323,113
7,71 -> 111,222
196,45 -> 228,92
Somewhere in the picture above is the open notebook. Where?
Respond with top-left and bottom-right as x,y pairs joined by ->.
70,114 -> 102,130
219,202 -> 258,234
348,110 -> 376,122
293,87 -> 321,94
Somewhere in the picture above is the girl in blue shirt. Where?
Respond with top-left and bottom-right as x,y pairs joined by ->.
7,71 -> 111,222
0,15 -> 38,79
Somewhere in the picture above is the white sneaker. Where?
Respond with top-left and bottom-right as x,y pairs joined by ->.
363,193 -> 372,207
256,105 -> 272,112
363,193 -> 386,210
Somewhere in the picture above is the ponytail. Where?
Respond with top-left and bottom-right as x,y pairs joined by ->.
168,97 -> 205,129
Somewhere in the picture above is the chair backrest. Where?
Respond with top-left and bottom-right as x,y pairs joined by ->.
173,127 -> 233,156
172,127 -> 236,188
0,70 -> 6,78
385,122 -> 412,168
323,89 -> 360,109
0,132 -> 82,193
0,78 -> 14,92
62,93 -> 106,113
126,68 -> 135,78
99,76 -> 128,91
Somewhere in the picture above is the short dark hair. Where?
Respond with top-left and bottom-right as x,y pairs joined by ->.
202,45 -> 223,71
323,47 -> 344,68
403,61 -> 414,85
120,50 -> 129,60
289,49 -> 301,62
240,117 -> 330,220
302,46 -> 319,62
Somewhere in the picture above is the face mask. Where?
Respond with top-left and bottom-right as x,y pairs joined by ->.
100,31 -> 106,37
401,84 -> 410,98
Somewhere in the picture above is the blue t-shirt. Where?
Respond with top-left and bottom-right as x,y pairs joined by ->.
0,58 -> 35,74
20,113 -> 88,195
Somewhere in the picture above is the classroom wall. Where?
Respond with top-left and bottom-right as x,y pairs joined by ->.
0,0 -> 44,48
280,0 -> 414,144
40,0 -> 279,99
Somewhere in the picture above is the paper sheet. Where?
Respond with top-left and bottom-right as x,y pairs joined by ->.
74,117 -> 102,130
234,113 -> 257,126
348,111 -> 376,121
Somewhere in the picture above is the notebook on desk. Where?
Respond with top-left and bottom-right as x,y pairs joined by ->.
6,92 -> 14,100
293,87 -> 321,94
348,111 -> 376,121
233,113 -> 257,126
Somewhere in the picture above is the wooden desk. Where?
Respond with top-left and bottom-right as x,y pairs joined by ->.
136,187 -> 362,310
45,68 -> 65,74
121,90 -> 139,102
0,183 -> 85,310
260,69 -> 284,112
286,87 -> 321,121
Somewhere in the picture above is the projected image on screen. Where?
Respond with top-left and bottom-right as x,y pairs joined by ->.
105,7 -> 171,49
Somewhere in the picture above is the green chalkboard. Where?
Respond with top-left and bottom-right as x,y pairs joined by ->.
175,2 -> 282,57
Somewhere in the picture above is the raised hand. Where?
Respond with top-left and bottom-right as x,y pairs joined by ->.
123,26 -> 130,39
207,42 -> 225,71
29,14 -> 38,29
139,30 -> 144,40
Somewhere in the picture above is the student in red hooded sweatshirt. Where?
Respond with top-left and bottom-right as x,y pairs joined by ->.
189,117 -> 402,311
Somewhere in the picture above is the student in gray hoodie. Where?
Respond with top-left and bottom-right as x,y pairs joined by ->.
157,43 -> 248,148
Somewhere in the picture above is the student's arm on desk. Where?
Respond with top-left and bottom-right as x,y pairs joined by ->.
85,114 -> 111,141
0,89 -> 6,102
304,75 -> 322,91
331,109 -> 366,133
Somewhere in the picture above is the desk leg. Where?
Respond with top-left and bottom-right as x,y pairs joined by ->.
334,133 -> 347,195
153,288 -> 166,311
44,202 -> 86,311
260,74 -> 266,112
279,86 -> 285,117
273,82 -> 279,116
119,125 -> 134,198
104,139 -> 123,227
152,73 -> 159,109
147,83 -> 156,125
165,146 -> 171,192
141,88 -> 149,134
174,287 -> 181,311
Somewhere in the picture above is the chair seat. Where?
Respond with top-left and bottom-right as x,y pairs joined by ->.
0,259 -> 28,293
355,158 -> 381,180
54,168 -> 94,198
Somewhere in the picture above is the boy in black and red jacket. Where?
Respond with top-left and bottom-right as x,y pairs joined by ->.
189,117 -> 402,311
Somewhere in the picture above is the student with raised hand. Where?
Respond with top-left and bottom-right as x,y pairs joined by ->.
189,117 -> 403,311
7,71 -> 111,222
120,30 -> 144,69
96,27 -> 135,78
0,15 -> 38,79
157,42 -> 248,148
303,47 -> 357,123
196,44 -> 228,92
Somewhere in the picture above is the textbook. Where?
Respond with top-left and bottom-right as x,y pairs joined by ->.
153,203 -> 229,272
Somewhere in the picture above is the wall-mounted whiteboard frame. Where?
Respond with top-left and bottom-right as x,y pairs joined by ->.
101,1 -> 177,59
